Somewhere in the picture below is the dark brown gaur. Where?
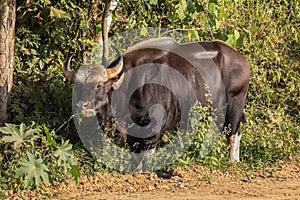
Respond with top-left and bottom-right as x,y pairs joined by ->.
64,37 -> 250,164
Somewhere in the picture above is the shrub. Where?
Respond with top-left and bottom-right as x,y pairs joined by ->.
0,123 -> 79,190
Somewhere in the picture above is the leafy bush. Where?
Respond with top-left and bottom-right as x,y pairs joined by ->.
177,100 -> 230,169
224,0 -> 300,167
0,123 -> 79,190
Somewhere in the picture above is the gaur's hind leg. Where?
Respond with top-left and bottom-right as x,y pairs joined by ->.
226,96 -> 246,163
228,128 -> 242,162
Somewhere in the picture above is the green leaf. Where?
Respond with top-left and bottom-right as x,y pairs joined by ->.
71,165 -> 80,184
191,30 -> 200,41
187,1 -> 195,14
96,23 -> 102,35
208,14 -> 217,28
68,1 -> 77,9
54,139 -> 75,174
219,9 -> 227,19
225,34 -> 234,46
181,0 -> 187,10
208,2 -> 218,16
16,152 -> 49,188
149,0 -> 158,5
176,5 -> 185,20
49,7 -> 70,19
140,27 -> 148,37
234,30 -> 240,40
236,37 -> 244,48
44,125 -> 57,148
1,123 -> 38,148
0,126 -> 15,135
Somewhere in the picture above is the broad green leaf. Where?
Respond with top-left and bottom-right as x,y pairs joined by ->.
190,12 -> 197,21
0,126 -> 15,135
4,123 -> 19,135
187,1 -> 195,14
1,123 -> 38,148
176,4 -> 185,20
16,152 -> 49,188
54,139 -> 75,174
208,15 -> 217,28
96,23 -> 102,35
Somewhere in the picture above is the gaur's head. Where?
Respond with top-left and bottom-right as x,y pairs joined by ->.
63,55 -> 124,114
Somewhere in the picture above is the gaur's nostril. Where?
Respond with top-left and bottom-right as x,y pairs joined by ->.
82,101 -> 91,109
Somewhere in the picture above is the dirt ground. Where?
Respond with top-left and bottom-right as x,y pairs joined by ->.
4,159 -> 300,200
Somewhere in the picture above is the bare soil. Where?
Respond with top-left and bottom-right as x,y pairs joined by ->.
4,160 -> 300,200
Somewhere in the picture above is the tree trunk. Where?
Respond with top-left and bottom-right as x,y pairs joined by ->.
102,0 -> 112,67
0,0 -> 16,126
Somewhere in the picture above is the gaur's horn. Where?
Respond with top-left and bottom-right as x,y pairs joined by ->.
106,56 -> 123,79
63,55 -> 75,82
106,46 -> 123,79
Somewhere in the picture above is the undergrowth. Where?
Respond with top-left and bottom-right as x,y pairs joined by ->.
0,0 -> 299,192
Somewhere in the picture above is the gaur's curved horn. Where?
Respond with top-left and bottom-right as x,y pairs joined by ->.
106,56 -> 123,79
63,55 -> 75,82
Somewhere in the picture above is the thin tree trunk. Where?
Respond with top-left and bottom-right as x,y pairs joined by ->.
0,0 -> 16,126
102,0 -> 112,67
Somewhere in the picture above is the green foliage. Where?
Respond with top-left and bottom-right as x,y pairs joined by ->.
0,123 -> 39,148
12,0 -> 104,128
176,92 -> 230,169
0,123 -> 79,190
227,0 -> 300,167
54,139 -> 75,174
15,152 -> 49,188
113,0 -> 300,169
1,0 -> 298,192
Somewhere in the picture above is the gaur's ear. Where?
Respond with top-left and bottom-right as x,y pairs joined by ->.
112,73 -> 125,90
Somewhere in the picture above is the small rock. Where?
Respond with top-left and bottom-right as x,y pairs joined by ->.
241,177 -> 252,183
148,184 -> 155,190
277,177 -> 287,182
224,171 -> 229,177
259,174 -> 267,178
